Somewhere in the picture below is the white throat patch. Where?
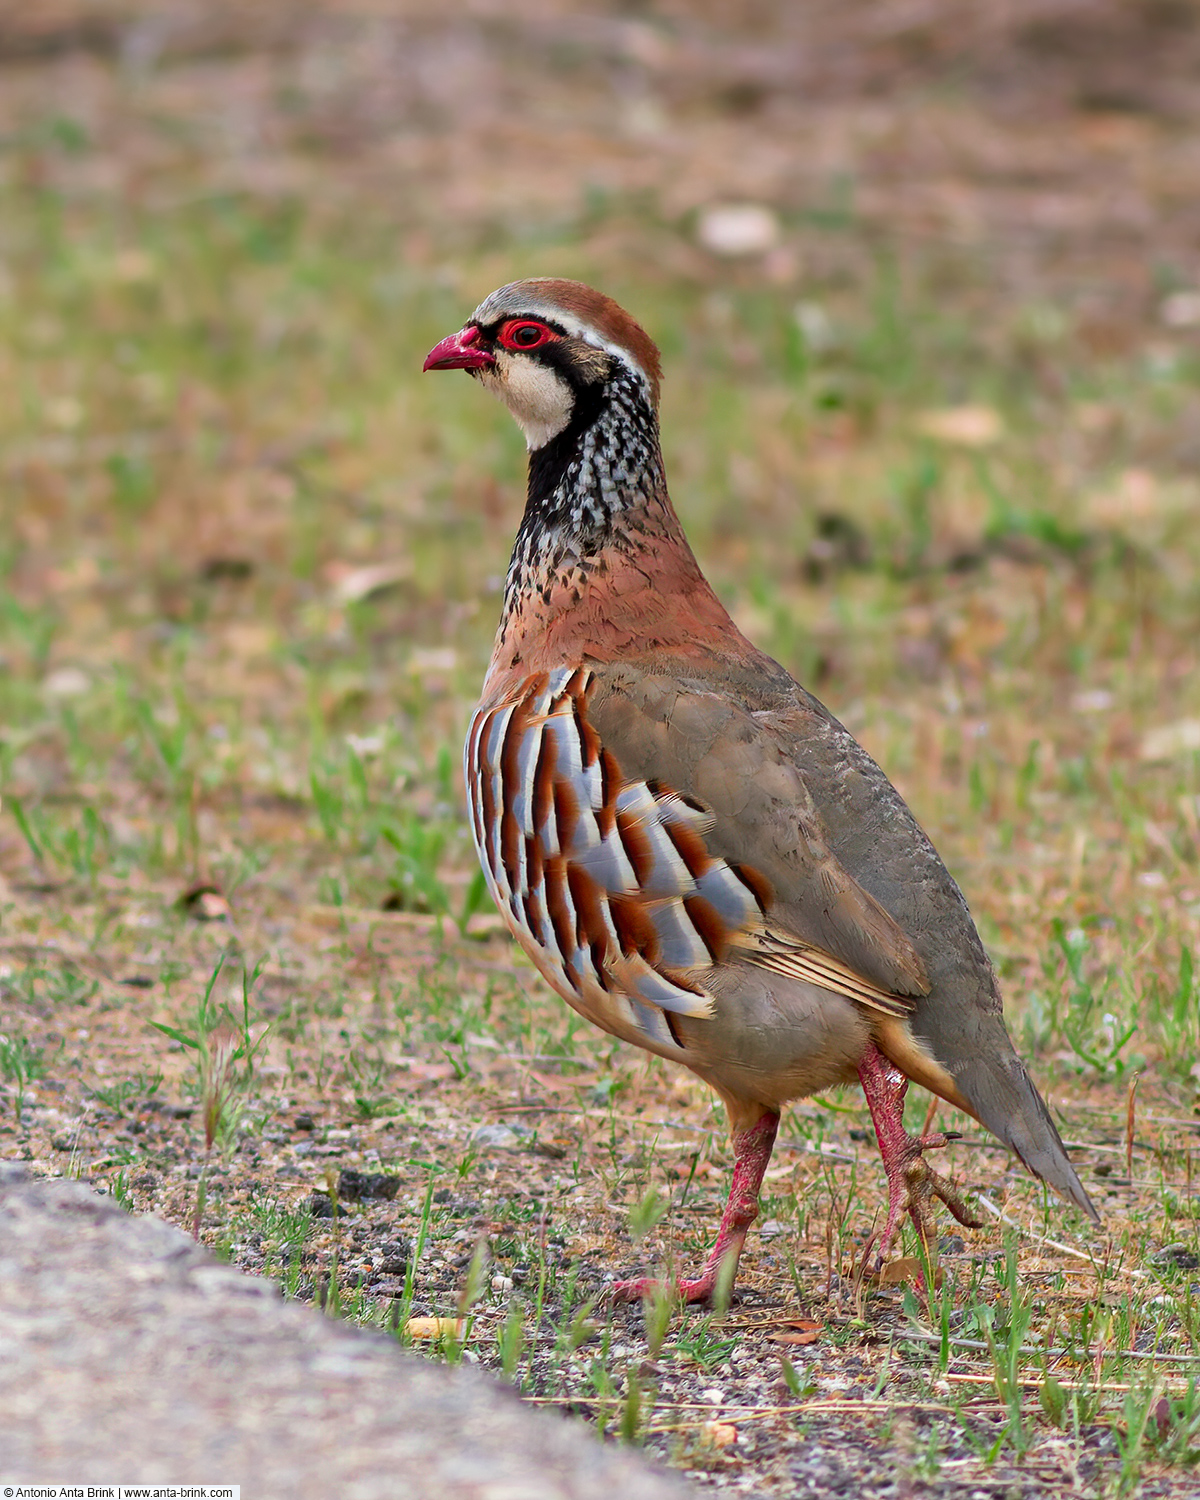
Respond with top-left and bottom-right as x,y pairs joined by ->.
478,352 -> 575,450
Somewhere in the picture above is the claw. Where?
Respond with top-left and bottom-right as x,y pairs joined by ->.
610,1267 -> 731,1306
858,1042 -> 982,1277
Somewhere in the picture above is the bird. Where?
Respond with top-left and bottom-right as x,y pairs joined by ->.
424,279 -> 1099,1303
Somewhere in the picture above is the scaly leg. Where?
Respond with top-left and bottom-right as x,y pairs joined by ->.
858,1041 -> 982,1265
612,1107 -> 779,1305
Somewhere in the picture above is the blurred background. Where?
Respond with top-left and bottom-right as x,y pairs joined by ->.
3,6 -> 1200,1486
1,0 -> 1199,1297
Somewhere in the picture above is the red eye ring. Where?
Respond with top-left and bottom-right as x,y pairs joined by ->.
497,319 -> 559,352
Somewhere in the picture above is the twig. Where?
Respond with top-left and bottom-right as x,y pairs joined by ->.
972,1195 -> 1124,1269
525,1394 -> 1001,1419
943,1370 -> 1192,1395
1142,1113 -> 1200,1131
494,1104 -> 571,1115
899,1328 -> 1200,1364
1126,1074 -> 1140,1178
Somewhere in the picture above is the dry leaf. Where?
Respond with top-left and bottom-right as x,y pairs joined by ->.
526,1068 -> 598,1095
915,405 -> 1003,446
398,1060 -> 458,1083
768,1325 -> 823,1346
328,559 -> 412,605
180,885 -> 231,922
408,646 -> 458,675
697,204 -> 779,256
701,1420 -> 739,1448
221,623 -> 275,661
879,1257 -> 923,1286
1086,466 -> 1160,525
42,667 -> 91,698
1161,290 -> 1200,328
879,1258 -> 943,1288
404,1317 -> 464,1341
1140,718 -> 1200,761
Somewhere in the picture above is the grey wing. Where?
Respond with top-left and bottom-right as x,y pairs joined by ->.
587,656 -> 1099,1221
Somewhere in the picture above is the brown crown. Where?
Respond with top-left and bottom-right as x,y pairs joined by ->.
473,278 -> 663,407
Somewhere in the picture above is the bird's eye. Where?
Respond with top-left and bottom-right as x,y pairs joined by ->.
498,320 -> 556,351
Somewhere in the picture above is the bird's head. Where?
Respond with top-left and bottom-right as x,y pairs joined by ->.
423,279 -> 662,451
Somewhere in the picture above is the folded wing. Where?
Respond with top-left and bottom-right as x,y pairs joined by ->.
466,667 -> 922,1054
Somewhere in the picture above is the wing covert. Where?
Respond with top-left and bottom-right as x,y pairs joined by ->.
466,668 -> 916,1047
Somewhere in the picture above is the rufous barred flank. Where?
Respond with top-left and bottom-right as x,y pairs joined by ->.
424,279 -> 1098,1304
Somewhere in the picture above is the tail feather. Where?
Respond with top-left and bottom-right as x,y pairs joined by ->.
955,1052 -> 1099,1222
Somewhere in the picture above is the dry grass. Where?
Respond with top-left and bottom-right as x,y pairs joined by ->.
2,4 -> 1200,1495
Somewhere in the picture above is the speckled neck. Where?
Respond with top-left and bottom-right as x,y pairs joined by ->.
500,366 -> 665,625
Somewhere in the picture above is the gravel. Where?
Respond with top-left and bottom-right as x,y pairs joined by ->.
0,1162 -> 689,1500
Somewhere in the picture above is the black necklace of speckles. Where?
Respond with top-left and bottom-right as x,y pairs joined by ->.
502,364 -> 664,620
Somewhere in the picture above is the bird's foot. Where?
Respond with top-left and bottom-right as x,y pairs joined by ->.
610,1260 -> 734,1307
873,1134 -> 984,1268
858,1042 -> 982,1278
610,1107 -> 779,1308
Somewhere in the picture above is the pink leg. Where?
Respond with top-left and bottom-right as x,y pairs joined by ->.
612,1109 -> 779,1305
858,1042 -> 982,1265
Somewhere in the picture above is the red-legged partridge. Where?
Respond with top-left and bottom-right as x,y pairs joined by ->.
424,280 -> 1098,1303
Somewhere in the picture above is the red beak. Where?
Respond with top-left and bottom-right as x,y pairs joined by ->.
423,325 -> 495,373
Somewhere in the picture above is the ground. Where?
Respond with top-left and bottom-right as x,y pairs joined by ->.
1,3 -> 1200,1495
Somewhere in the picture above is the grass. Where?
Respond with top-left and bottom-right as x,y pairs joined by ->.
1,21 -> 1200,1498
0,1028 -> 49,1123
